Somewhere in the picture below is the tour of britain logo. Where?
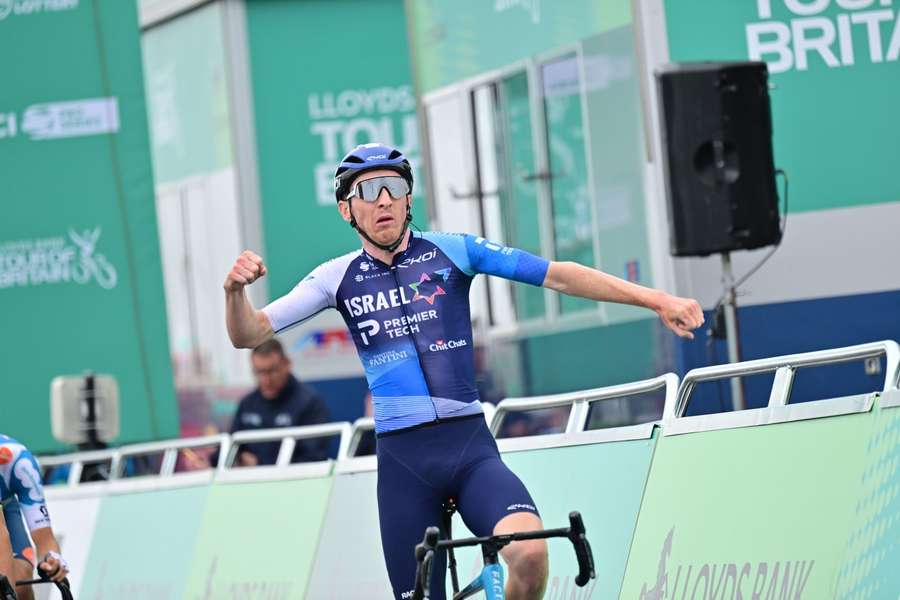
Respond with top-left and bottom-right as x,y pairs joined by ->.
0,0 -> 80,22
0,226 -> 118,290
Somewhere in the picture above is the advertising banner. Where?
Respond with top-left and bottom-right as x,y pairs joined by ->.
42,492 -> 103,598
835,401 -> 900,598
305,470 -> 392,598
79,485 -> 210,599
620,414 -> 875,599
183,477 -> 333,598
0,0 -> 177,450
663,0 -> 900,214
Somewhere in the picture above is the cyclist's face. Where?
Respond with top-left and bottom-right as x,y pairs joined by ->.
338,169 -> 411,245
251,351 -> 291,399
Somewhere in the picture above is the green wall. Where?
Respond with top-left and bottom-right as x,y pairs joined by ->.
246,0 -> 420,297
0,0 -> 177,451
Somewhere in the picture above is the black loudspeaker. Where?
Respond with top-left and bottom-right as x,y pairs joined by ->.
656,62 -> 781,257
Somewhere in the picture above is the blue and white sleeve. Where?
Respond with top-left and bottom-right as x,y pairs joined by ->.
9,448 -> 52,530
463,234 -> 549,285
262,253 -> 353,334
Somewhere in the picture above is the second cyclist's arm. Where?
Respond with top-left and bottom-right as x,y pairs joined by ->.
30,526 -> 61,562
0,512 -> 14,583
225,287 -> 273,349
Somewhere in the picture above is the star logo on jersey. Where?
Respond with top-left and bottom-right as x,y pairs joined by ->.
408,272 -> 446,305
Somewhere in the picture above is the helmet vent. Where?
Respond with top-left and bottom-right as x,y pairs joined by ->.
344,154 -> 365,164
388,149 -> 403,160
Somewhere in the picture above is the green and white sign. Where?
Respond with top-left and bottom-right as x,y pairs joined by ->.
246,0 -> 420,297
0,0 -> 177,450
184,477 -> 333,598
664,0 -> 900,213
620,415 -> 875,599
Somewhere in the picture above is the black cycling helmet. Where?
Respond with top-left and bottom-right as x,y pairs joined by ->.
333,143 -> 414,203
333,143 -> 414,253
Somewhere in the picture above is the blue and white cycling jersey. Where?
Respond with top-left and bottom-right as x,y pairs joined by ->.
0,434 -> 51,531
263,232 -> 549,434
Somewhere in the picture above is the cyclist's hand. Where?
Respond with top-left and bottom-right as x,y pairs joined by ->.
656,294 -> 704,340
225,250 -> 268,292
38,551 -> 69,583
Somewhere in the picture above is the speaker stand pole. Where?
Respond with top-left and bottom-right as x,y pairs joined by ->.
721,252 -> 745,410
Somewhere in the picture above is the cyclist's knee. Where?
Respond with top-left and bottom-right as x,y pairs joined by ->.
505,538 -> 548,588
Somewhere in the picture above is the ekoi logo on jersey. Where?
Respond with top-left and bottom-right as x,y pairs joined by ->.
409,269 -> 450,305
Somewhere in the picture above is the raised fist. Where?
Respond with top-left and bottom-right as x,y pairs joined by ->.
224,250 -> 268,292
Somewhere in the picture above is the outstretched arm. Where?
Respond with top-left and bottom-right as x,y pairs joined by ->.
542,261 -> 704,339
224,250 -> 274,349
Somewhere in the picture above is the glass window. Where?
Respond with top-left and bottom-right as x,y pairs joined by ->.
496,71 -> 546,321
541,53 -> 595,315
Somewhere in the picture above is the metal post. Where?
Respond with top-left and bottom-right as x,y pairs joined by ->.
721,253 -> 745,410
83,372 -> 100,446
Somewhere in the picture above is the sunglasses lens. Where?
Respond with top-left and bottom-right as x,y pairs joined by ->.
355,176 -> 410,202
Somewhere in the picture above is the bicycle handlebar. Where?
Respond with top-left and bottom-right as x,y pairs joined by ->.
16,569 -> 74,600
567,512 -> 594,587
412,511 -> 595,600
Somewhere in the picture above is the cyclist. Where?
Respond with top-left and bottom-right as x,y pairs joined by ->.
0,435 -> 69,600
1,511 -> 15,598
224,143 -> 704,600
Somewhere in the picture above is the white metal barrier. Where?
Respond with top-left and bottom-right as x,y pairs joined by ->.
667,340 -> 900,435
489,374 -> 680,452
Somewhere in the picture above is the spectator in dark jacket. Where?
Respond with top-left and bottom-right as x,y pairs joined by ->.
231,339 -> 331,465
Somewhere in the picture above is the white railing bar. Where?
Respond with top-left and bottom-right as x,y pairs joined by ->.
492,374 -> 678,435
342,417 -> 376,461
226,422 -> 352,468
675,340 -> 900,417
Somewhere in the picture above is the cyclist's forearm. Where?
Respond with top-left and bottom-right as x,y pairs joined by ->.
543,261 -> 664,310
30,527 -> 60,558
0,515 -> 14,580
225,288 -> 273,348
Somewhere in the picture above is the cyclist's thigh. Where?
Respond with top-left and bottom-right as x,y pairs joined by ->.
2,502 -> 34,566
377,445 -> 448,600
454,427 -> 540,537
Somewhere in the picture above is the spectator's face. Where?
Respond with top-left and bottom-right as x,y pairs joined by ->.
252,351 -> 291,399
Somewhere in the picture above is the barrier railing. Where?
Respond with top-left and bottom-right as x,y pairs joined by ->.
112,434 -> 228,477
39,448 -> 120,487
491,373 -> 678,449
668,340 -> 900,436
675,339 -> 900,417
225,422 -> 352,468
